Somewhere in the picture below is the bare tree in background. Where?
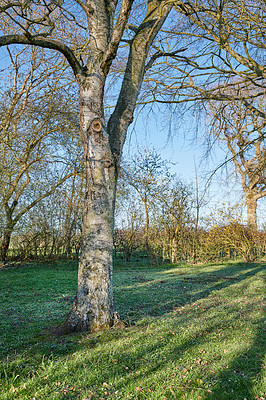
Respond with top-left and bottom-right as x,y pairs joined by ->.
121,148 -> 177,261
0,47 -> 81,261
208,94 -> 266,229
140,0 -> 266,120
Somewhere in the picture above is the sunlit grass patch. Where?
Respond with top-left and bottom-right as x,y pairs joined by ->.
0,260 -> 265,399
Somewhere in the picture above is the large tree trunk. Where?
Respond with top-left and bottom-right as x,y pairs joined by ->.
65,78 -> 116,333
62,0 -> 171,333
0,215 -> 15,262
0,226 -> 13,262
245,191 -> 257,229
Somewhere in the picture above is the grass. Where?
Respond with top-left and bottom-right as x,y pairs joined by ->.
0,259 -> 265,400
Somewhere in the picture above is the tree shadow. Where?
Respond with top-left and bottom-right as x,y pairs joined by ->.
93,262 -> 265,398
0,261 -> 264,399
115,262 -> 265,322
206,324 -> 265,399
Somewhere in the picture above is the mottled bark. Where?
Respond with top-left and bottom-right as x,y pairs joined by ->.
245,192 -> 257,229
65,75 -> 116,332
108,1 -> 171,157
65,1 -> 171,332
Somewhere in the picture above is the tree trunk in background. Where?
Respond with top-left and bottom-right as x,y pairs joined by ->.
245,192 -> 257,229
171,239 -> 178,263
0,224 -> 14,262
143,196 -> 152,260
64,174 -> 79,258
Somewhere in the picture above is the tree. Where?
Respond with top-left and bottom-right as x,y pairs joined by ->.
0,0 -> 173,332
62,173 -> 85,259
15,178 -> 84,260
119,149 -> 194,262
121,149 -> 174,261
208,94 -> 266,228
141,0 -> 266,228
155,180 -> 193,262
115,181 -> 143,261
0,47 -> 81,261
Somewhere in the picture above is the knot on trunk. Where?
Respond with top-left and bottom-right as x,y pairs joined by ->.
87,118 -> 104,134
92,120 -> 102,133
87,118 -> 108,141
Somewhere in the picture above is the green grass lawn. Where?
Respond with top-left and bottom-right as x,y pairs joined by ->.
0,260 -> 265,399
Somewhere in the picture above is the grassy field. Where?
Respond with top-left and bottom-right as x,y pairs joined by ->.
0,260 -> 265,400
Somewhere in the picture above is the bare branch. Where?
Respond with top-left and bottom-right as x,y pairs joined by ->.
101,0 -> 134,75
0,34 -> 82,76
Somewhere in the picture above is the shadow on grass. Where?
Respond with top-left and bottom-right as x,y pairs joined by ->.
22,283 -> 263,399
0,261 -> 264,399
80,261 -> 264,399
0,261 -> 264,358
115,262 -> 265,322
207,323 -> 266,400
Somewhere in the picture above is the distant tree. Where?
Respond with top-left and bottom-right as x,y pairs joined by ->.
62,174 -> 85,259
121,149 -> 173,261
154,179 -> 193,262
115,185 -> 143,262
119,149 -> 194,262
0,48 -> 81,261
208,93 -> 266,228
16,177 -> 84,260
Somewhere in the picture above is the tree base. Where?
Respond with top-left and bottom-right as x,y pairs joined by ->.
55,309 -> 125,336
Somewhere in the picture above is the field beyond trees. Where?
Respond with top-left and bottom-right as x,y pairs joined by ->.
0,260 -> 265,400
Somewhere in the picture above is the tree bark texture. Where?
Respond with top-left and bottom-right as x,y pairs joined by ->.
245,192 -> 258,229
66,76 -> 116,332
